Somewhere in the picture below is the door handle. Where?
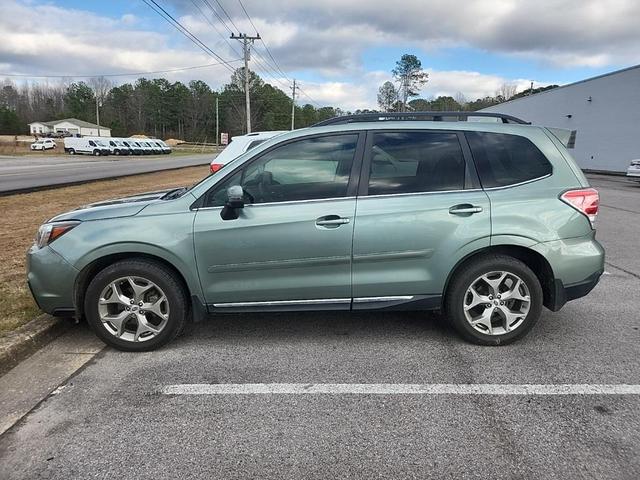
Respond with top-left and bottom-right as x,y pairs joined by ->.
316,215 -> 350,227
449,204 -> 483,215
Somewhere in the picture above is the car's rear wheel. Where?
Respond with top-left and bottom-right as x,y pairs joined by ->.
68,148 -> 75,155
84,259 -> 188,351
445,254 -> 542,345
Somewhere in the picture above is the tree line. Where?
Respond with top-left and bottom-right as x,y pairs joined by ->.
0,68 -> 339,140
0,56 -> 558,138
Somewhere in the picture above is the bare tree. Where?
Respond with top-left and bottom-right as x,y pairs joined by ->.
454,91 -> 467,110
88,76 -> 112,133
496,83 -> 518,101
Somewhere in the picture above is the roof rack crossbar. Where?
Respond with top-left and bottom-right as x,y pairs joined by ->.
311,111 -> 530,127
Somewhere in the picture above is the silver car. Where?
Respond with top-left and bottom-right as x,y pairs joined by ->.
627,159 -> 640,180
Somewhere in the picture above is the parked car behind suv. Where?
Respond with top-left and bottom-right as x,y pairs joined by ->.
28,113 -> 604,351
210,130 -> 287,173
627,159 -> 640,181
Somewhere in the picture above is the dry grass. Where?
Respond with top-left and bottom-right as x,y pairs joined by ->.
0,165 -> 209,336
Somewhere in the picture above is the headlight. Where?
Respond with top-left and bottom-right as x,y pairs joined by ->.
34,221 -> 80,249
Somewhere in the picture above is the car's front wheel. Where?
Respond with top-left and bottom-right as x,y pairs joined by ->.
445,254 -> 542,346
84,259 -> 188,351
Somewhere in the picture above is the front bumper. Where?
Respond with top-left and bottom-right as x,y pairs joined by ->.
26,245 -> 78,316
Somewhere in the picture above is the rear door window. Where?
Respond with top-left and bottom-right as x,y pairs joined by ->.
365,131 -> 466,195
466,131 -> 552,188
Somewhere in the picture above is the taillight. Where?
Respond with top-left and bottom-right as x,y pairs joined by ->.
561,188 -> 599,226
210,163 -> 223,174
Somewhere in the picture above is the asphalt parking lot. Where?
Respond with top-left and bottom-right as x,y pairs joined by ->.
0,174 -> 638,479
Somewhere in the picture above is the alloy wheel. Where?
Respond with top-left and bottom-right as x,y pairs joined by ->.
463,271 -> 531,335
97,276 -> 170,342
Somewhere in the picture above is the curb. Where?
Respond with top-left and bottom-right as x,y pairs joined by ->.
0,315 -> 72,376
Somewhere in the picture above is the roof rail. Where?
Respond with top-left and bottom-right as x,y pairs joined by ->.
311,111 -> 530,127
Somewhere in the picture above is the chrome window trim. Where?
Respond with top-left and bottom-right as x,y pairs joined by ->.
194,196 -> 356,210
359,189 -> 482,200
213,298 -> 351,308
482,173 -> 552,191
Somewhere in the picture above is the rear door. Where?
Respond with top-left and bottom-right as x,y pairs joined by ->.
351,129 -> 491,308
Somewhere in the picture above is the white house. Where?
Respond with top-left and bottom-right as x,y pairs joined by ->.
28,118 -> 111,137
481,65 -> 640,173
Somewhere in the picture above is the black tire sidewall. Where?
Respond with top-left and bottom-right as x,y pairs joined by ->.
84,260 -> 187,351
446,255 -> 543,346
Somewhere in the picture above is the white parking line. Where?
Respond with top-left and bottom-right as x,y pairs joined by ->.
162,383 -> 640,395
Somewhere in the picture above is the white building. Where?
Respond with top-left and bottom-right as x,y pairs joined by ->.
481,65 -> 640,173
28,118 -> 111,137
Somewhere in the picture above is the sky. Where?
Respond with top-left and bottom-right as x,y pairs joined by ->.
1,0 -> 639,110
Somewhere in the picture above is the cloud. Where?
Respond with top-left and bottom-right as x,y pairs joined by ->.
2,0 -> 639,111
204,0 -> 640,70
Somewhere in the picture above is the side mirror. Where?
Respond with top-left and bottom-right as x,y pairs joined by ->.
220,185 -> 244,220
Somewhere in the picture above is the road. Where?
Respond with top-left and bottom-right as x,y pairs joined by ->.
0,153 -> 213,194
0,174 -> 639,479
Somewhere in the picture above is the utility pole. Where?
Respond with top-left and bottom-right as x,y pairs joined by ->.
95,96 -> 101,137
290,79 -> 297,130
215,96 -> 219,146
231,33 -> 260,133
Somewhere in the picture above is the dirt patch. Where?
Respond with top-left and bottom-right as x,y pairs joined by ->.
0,165 -> 209,336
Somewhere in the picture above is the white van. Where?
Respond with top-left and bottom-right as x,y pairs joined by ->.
64,137 -> 110,156
141,140 -> 163,155
98,138 -> 131,156
149,139 -> 172,154
128,139 -> 154,155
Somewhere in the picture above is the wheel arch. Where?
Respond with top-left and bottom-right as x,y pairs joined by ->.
442,244 -> 557,311
74,252 -> 201,320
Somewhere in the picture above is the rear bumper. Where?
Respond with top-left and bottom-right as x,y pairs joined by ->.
531,233 -> 604,311
550,270 -> 603,311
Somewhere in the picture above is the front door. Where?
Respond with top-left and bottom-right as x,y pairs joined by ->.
352,130 -> 491,306
193,133 -> 364,309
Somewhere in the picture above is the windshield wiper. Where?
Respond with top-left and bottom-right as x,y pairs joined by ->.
161,187 -> 188,200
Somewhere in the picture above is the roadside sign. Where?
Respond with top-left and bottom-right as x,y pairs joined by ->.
221,133 -> 229,145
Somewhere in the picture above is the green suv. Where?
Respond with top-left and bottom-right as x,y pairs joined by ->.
27,113 -> 604,351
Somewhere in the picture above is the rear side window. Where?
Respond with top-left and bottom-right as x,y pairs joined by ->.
466,132 -> 552,188
366,131 -> 465,195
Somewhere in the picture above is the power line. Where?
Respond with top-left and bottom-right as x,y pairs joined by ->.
141,0 -> 237,74
0,59 -> 243,79
212,0 -> 240,33
190,0 -> 241,57
200,0 -> 233,33
296,85 -> 323,108
235,0 -> 291,82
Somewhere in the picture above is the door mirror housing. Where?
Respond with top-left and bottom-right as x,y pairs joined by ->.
221,185 -> 244,220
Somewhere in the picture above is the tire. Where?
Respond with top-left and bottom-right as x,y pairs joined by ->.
445,254 -> 542,346
84,259 -> 188,352
115,149 -> 121,156
69,148 -> 75,155
93,149 -> 100,156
